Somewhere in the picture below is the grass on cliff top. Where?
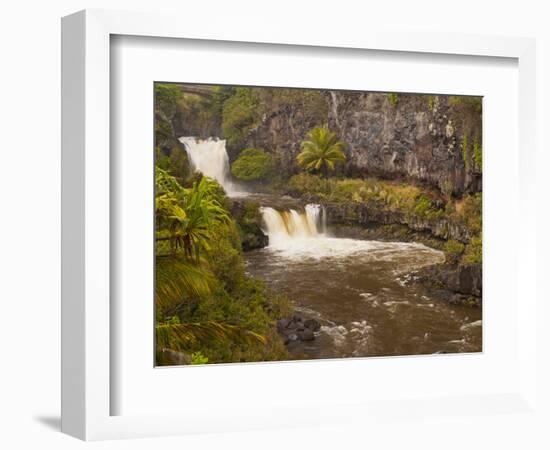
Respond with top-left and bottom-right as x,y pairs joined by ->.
287,173 -> 482,236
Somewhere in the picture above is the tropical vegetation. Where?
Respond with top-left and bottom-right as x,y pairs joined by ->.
296,126 -> 347,177
231,148 -> 276,182
155,168 -> 291,365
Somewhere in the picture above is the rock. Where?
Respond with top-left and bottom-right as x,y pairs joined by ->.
324,202 -> 471,243
285,321 -> 298,330
297,329 -> 315,341
304,318 -> 321,332
242,92 -> 481,195
287,333 -> 298,342
416,263 -> 482,307
279,315 -> 319,344
277,319 -> 290,331
157,348 -> 192,365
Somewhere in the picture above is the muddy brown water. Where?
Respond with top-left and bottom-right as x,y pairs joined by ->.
244,234 -> 482,361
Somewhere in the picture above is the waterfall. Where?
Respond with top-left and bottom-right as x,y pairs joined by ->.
260,204 -> 326,246
305,204 -> 327,235
179,136 -> 242,195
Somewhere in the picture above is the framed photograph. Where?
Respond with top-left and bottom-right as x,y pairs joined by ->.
62,9 -> 538,440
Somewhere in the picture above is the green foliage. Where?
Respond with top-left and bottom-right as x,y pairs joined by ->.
287,173 -> 448,220
156,320 -> 266,352
155,256 -> 215,312
462,236 -> 482,264
155,146 -> 190,181
460,193 -> 482,235
155,167 -> 290,365
231,148 -> 275,181
414,195 -> 432,217
449,96 -> 482,114
155,83 -> 182,117
288,173 -> 331,197
297,126 -> 346,177
473,139 -> 482,171
222,87 -> 260,147
155,118 -> 173,144
268,88 -> 328,122
155,169 -> 230,260
191,351 -> 209,365
444,240 -> 465,263
387,93 -> 399,107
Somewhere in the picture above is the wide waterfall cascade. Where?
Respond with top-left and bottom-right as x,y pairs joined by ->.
179,136 -> 243,196
260,204 -> 326,243
260,204 -> 444,262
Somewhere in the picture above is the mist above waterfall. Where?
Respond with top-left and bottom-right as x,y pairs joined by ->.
179,137 -> 244,196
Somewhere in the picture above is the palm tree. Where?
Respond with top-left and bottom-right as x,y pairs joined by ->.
155,170 -> 229,261
297,126 -> 346,177
154,168 -> 265,363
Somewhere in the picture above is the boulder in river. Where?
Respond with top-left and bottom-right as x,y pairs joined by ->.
297,329 -> 315,341
278,315 -> 320,343
304,318 -> 321,332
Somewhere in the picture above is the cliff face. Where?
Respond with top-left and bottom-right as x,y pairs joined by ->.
243,92 -> 482,195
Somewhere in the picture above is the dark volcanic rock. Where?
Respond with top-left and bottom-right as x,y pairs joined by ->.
416,263 -> 482,305
278,315 -> 320,344
324,202 -> 471,243
304,318 -> 321,332
277,319 -> 290,331
297,329 -> 315,341
229,199 -> 269,251
243,92 -> 481,195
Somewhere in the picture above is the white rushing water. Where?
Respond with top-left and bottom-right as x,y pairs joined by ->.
179,136 -> 244,196
260,204 -> 444,263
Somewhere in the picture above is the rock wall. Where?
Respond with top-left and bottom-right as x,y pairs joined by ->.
243,92 -> 482,195
324,201 -> 472,243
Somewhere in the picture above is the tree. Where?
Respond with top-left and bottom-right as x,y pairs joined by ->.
155,168 -> 229,261
297,126 -> 346,177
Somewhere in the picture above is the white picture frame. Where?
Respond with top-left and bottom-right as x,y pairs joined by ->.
61,9 -> 538,441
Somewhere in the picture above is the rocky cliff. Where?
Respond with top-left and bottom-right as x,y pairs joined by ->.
246,92 -> 481,195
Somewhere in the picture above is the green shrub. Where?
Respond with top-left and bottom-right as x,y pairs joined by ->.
387,93 -> 399,107
473,139 -> 482,171
191,351 -> 209,365
449,96 -> 482,114
231,148 -> 275,181
461,193 -> 482,234
462,236 -> 482,264
414,195 -> 432,217
444,240 -> 465,263
330,179 -> 367,202
287,173 -> 331,197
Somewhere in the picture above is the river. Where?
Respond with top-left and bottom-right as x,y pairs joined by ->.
181,136 -> 483,360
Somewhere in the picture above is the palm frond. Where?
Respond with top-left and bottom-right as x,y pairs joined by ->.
155,256 -> 215,309
156,321 -> 266,351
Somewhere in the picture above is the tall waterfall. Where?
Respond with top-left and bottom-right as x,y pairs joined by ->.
179,137 -> 241,195
260,204 -> 327,247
